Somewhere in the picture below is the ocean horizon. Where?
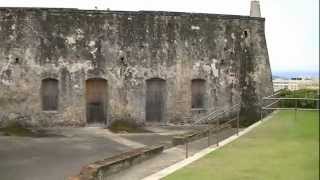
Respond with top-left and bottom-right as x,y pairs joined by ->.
272,70 -> 319,79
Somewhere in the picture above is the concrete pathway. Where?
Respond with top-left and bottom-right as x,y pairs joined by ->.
143,112 -> 277,180
108,128 -> 236,180
90,128 -> 146,148
119,125 -> 207,149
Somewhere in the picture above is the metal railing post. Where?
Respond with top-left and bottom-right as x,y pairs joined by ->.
216,117 -> 220,147
208,123 -> 210,147
294,99 -> 297,121
237,111 -> 240,136
185,140 -> 189,159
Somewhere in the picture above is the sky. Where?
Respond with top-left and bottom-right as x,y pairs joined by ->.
0,0 -> 319,73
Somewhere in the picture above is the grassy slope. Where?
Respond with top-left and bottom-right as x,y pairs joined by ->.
164,111 -> 319,180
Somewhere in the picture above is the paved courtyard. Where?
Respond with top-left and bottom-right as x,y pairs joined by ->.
0,128 -> 133,180
0,126 -> 195,180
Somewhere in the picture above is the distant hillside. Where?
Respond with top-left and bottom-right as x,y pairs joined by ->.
272,71 -> 319,79
272,75 -> 288,80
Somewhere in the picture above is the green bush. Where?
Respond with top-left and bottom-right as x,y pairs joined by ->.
0,121 -> 35,137
108,120 -> 150,133
279,89 -> 319,109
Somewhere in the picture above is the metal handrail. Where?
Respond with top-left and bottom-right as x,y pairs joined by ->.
263,91 -> 282,99
262,96 -> 320,110
184,103 -> 241,158
220,117 -> 238,126
261,94 -> 320,122
262,107 -> 320,111
193,109 -> 223,125
193,103 -> 241,125
263,99 -> 281,109
207,103 -> 240,123
264,97 -> 320,101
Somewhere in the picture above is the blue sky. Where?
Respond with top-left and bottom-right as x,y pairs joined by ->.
0,0 -> 319,73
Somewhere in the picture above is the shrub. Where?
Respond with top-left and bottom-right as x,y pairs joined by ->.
0,121 -> 34,136
279,89 -> 319,109
108,120 -> 150,133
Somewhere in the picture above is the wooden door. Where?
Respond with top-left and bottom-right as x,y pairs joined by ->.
191,79 -> 206,108
86,79 -> 107,124
146,78 -> 166,122
42,78 -> 59,111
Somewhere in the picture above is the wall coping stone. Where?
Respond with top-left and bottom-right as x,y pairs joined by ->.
0,7 -> 265,20
69,145 -> 164,180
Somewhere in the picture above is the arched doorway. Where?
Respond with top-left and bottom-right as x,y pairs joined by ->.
86,78 -> 108,124
146,78 -> 166,122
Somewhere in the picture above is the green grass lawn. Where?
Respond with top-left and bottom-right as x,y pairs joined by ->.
164,111 -> 319,180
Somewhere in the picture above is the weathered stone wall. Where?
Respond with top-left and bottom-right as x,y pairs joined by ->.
0,8 -> 273,127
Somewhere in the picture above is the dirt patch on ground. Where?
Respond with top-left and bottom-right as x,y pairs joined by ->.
0,122 -> 64,137
109,120 -> 151,133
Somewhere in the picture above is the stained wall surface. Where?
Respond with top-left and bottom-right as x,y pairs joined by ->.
0,8 -> 273,127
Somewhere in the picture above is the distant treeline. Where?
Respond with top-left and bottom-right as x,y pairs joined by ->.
278,89 -> 319,109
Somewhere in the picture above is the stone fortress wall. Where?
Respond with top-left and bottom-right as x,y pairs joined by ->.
0,7 -> 273,127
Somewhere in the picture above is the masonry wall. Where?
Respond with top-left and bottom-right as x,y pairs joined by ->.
0,8 -> 273,127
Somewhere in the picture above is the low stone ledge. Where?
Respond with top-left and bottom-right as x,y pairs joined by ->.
172,123 -> 232,145
69,145 -> 164,180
